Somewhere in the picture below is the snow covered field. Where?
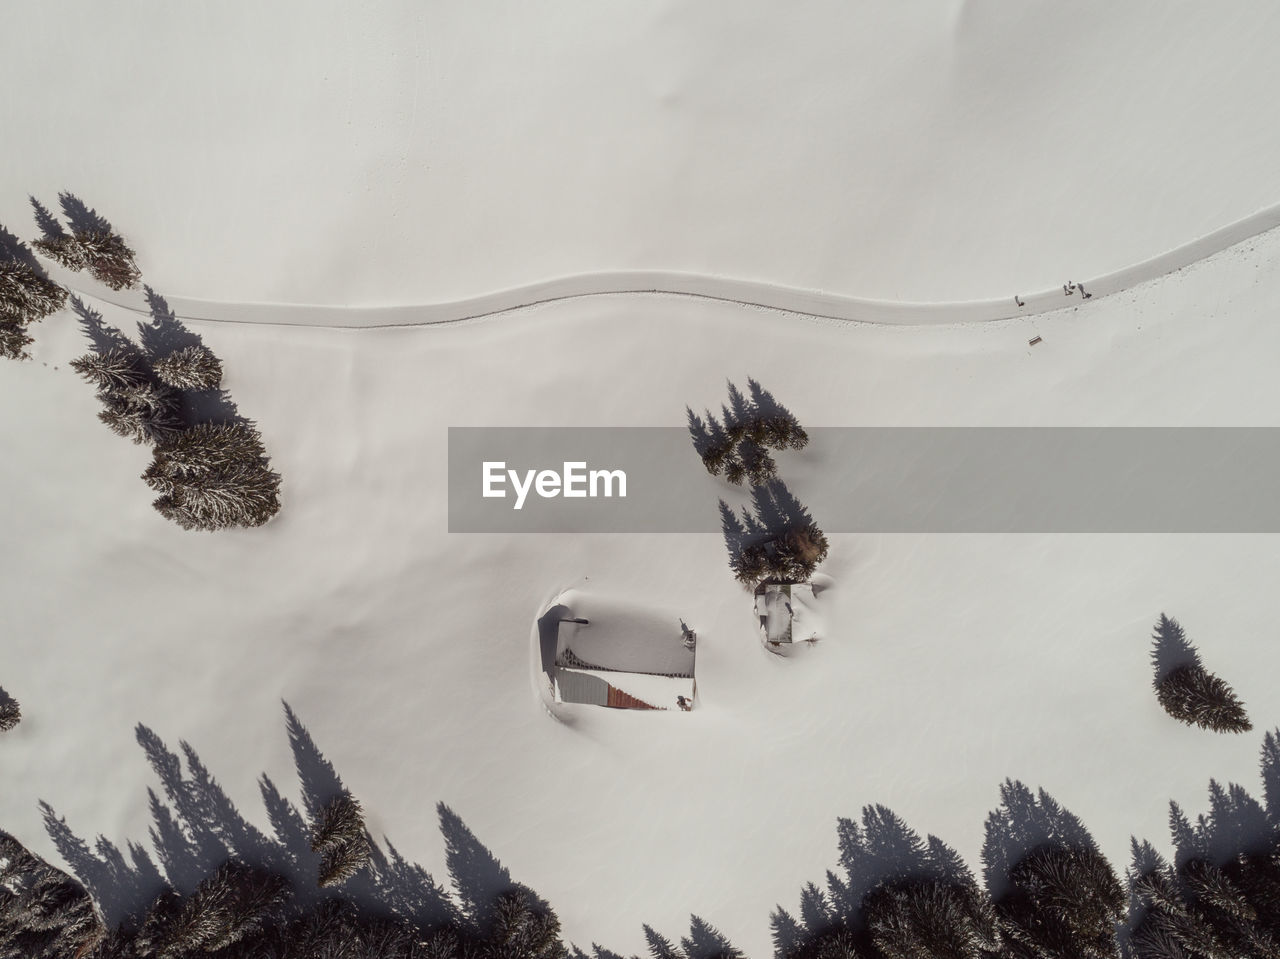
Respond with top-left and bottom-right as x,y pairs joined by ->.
6,2 -> 1280,306
5,4 -> 1280,957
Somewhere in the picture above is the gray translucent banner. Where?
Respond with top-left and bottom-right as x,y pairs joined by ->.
448,427 -> 1280,533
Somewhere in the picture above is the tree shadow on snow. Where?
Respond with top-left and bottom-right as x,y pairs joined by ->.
682,916 -> 744,959
687,378 -> 804,476
686,407 -> 717,461
40,702 -> 459,933
1167,776 -> 1276,870
719,480 -> 816,569
138,286 -> 204,358
70,294 -> 140,358
437,802 -> 522,935
39,801 -> 166,930
762,805 -> 975,957
140,287 -> 246,428
68,286 -> 248,431
745,377 -> 796,422
1262,728 -> 1280,831
59,191 -> 114,237
1150,616 -> 1201,686
29,196 -> 67,244
0,222 -> 44,273
749,481 -> 813,537
642,916 -> 744,959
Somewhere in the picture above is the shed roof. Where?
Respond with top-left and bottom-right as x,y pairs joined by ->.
755,583 -> 819,644
554,589 -> 695,678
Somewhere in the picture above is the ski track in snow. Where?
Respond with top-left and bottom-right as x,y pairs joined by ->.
53,201 -> 1280,330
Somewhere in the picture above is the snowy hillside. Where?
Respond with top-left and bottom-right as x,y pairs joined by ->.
5,4 -> 1280,958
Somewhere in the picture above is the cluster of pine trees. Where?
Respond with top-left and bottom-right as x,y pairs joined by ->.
71,348 -> 184,446
144,423 -> 281,531
0,840 -> 566,959
1129,844 -> 1280,958
8,728 -> 1280,959
691,381 -> 828,589
0,831 -> 101,959
738,794 -> 1127,959
0,230 -> 67,360
0,194 -> 283,531
3,708 -> 569,959
1151,614 -> 1253,734
730,521 -> 829,588
30,194 -> 141,292
688,381 -> 808,487
754,761 -> 1280,959
69,346 -> 280,531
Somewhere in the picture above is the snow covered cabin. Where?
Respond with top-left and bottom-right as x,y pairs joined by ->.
537,590 -> 695,711
754,583 -> 821,646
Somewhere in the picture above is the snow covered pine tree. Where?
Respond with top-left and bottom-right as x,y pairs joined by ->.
0,245 -> 67,360
69,349 -> 183,446
143,423 -> 282,531
0,691 -> 19,732
153,344 -> 223,391
1151,614 -> 1252,733
32,226 -> 141,291
309,793 -> 373,888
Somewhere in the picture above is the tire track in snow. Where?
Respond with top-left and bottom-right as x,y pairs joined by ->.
55,202 -> 1280,330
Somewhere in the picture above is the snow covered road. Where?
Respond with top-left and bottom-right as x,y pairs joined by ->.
44,199 -> 1280,330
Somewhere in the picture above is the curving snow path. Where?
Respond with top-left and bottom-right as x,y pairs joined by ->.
52,202 -> 1280,330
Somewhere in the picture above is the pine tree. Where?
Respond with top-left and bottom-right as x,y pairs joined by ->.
144,424 -> 282,531
153,345 -> 222,391
0,695 -> 19,732
997,845 -> 1125,959
143,422 -> 266,480
731,541 -> 771,587
309,793 -> 372,888
1184,859 -> 1256,922
197,862 -> 291,953
690,383 -> 809,484
311,794 -> 366,854
150,463 -> 281,532
69,349 -> 148,392
31,234 -> 86,272
485,887 -> 567,959
133,888 -> 216,959
31,214 -> 140,291
1151,615 -> 1252,734
74,231 -> 141,291
778,523 -> 829,580
0,322 -> 31,361
1156,665 -> 1253,734
738,441 -> 778,486
731,522 -> 829,587
864,881 -> 1000,959
33,231 -> 139,291
0,262 -> 66,324
96,383 -> 183,446
1126,842 -> 1280,959
0,832 -> 104,959
130,863 -> 288,959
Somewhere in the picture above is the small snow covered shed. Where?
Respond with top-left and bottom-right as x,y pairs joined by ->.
539,589 -> 695,711
754,583 -> 820,645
